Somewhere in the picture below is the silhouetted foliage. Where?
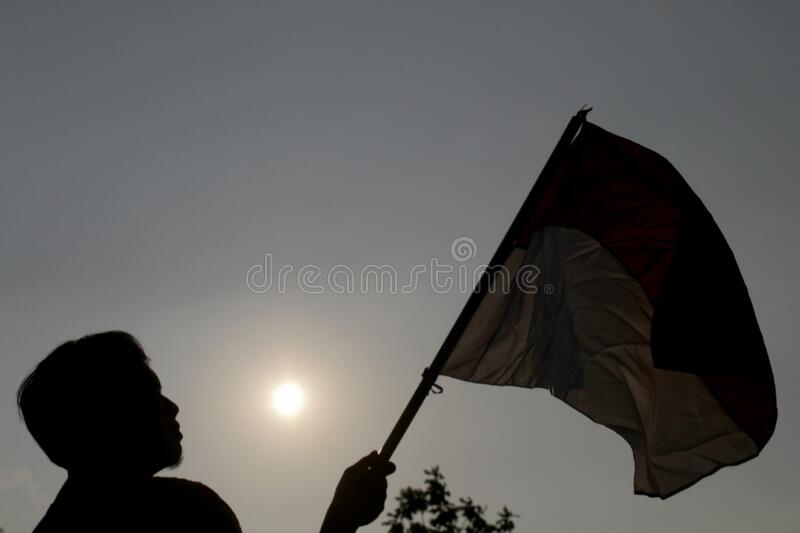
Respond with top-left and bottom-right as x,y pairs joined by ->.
383,466 -> 517,533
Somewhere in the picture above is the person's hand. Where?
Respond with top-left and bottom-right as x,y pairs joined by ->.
321,451 -> 396,533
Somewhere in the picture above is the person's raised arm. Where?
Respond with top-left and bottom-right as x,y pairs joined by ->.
321,451 -> 396,533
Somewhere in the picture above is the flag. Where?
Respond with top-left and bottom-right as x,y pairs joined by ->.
440,120 -> 777,498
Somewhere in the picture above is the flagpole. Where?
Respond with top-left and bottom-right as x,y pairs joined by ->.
378,108 -> 591,461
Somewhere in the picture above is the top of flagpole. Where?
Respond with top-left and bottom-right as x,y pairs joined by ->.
576,105 -> 592,128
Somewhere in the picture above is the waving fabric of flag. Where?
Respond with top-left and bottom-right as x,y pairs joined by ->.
441,121 -> 777,498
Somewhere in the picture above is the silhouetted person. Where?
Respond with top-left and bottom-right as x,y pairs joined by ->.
17,331 -> 394,532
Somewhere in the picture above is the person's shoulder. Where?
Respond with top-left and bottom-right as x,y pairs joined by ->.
150,475 -> 215,494
150,476 -> 230,503
32,477 -> 242,533
150,476 -> 242,532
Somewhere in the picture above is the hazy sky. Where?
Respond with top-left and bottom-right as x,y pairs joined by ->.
2,2 -> 798,532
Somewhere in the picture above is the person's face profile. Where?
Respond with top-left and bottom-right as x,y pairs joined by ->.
88,362 -> 183,475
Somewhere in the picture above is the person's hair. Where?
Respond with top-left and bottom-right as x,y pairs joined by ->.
17,331 -> 150,469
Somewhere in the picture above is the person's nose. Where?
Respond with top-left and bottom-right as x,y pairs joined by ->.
161,395 -> 180,417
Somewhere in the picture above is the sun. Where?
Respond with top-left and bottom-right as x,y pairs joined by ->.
271,382 -> 305,418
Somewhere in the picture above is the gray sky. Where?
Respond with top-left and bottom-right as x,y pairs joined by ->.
1,2 -> 798,532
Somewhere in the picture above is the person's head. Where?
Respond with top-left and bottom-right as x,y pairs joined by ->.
17,331 -> 182,477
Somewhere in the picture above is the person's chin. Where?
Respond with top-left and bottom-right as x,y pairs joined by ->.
166,454 -> 183,470
167,443 -> 183,469
157,441 -> 183,471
